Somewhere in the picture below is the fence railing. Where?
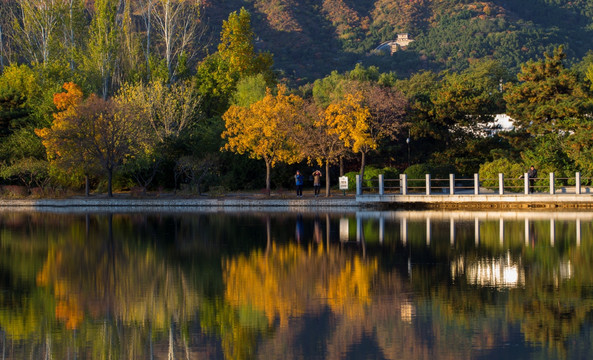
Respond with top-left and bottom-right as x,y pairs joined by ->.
356,172 -> 590,196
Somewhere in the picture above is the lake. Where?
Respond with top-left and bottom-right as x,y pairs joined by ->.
1,209 -> 592,359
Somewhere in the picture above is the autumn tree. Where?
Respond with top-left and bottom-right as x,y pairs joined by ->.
324,91 -> 373,180
303,101 -> 349,197
221,85 -> 305,195
325,83 -> 407,182
37,82 -> 143,196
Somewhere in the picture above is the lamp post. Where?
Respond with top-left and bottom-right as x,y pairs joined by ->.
406,131 -> 410,166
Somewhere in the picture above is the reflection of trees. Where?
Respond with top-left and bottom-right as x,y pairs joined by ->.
223,242 -> 468,360
0,213 -> 208,359
505,238 -> 593,356
225,243 -> 378,326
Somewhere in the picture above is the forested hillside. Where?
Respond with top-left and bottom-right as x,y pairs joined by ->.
201,0 -> 593,82
2,0 -> 593,197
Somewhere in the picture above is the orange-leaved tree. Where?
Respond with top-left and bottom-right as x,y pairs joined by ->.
35,82 -> 97,194
37,82 -> 143,197
222,85 -> 305,195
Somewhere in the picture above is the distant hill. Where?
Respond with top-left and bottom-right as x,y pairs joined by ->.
201,0 -> 593,83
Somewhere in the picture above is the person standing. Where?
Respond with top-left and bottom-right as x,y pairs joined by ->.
312,169 -> 322,197
527,165 -> 537,194
295,170 -> 304,197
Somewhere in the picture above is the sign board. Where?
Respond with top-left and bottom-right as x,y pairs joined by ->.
339,176 -> 349,190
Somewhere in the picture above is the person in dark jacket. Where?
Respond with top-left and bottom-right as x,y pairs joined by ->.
295,170 -> 304,197
527,165 -> 537,193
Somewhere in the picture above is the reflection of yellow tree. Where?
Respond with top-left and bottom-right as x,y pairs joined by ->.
324,257 -> 376,319
224,243 -> 378,327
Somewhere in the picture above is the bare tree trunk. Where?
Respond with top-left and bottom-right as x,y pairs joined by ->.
68,0 -> 75,70
265,159 -> 271,196
107,167 -> 113,197
85,175 -> 90,197
0,23 -> 4,72
359,151 -> 366,193
339,157 -> 344,177
325,159 -> 331,197
146,1 -> 151,80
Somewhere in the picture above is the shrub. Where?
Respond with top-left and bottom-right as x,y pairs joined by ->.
404,164 -> 432,189
343,166 -> 400,191
479,158 -> 524,192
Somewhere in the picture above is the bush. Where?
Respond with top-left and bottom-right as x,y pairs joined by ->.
343,166 -> 400,191
479,158 -> 524,192
404,164 -> 432,189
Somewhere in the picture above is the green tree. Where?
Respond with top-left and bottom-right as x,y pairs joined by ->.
231,73 -> 267,107
505,47 -> 591,136
218,8 -> 273,81
82,0 -> 119,98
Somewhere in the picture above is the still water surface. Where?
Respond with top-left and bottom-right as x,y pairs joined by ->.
1,209 -> 593,359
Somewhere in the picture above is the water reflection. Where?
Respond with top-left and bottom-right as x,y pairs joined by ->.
1,210 -> 593,359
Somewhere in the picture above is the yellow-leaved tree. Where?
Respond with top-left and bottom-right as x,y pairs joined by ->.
325,83 -> 407,183
222,85 -> 305,195
302,101 -> 349,197
324,91 -> 375,180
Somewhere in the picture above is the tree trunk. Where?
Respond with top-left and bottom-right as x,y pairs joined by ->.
359,151 -> 366,193
0,23 -> 4,72
339,157 -> 344,176
265,160 -> 271,196
69,0 -> 75,70
107,167 -> 113,197
325,159 -> 331,197
85,175 -> 90,197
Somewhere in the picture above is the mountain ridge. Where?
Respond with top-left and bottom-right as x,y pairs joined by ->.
201,0 -> 593,82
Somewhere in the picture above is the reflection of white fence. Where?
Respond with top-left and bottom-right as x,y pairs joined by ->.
349,211 -> 588,247
356,172 -> 590,195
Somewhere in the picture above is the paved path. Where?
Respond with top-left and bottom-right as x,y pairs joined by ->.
0,196 -> 359,213
357,193 -> 593,208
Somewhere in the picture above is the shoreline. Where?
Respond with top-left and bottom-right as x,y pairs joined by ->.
2,192 -> 593,212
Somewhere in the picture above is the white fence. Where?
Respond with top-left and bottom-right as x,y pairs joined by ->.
356,172 -> 588,196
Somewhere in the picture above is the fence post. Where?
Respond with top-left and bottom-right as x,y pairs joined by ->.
576,172 -> 581,195
474,173 -> 479,195
449,174 -> 455,195
550,172 -> 555,195
356,175 -> 361,196
498,173 -> 504,195
402,174 -> 408,195
524,173 -> 529,195
426,174 -> 431,195
379,174 -> 384,195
